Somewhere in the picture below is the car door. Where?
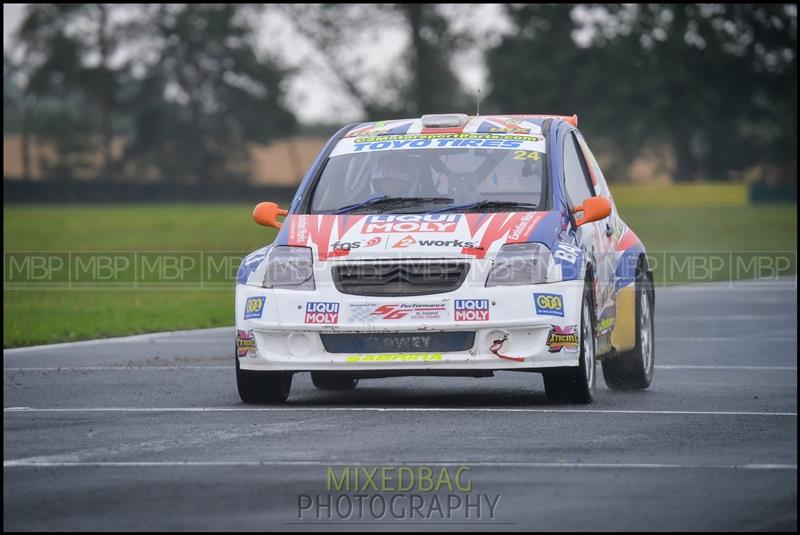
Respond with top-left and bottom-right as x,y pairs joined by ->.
562,130 -> 615,324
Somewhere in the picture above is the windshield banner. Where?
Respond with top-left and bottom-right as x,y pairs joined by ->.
330,133 -> 546,157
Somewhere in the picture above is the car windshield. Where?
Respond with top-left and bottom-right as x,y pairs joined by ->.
307,132 -> 547,214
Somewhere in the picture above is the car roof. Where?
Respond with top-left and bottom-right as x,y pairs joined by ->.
343,114 -> 577,138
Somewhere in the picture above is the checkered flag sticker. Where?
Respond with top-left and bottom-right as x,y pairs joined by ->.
348,304 -> 378,323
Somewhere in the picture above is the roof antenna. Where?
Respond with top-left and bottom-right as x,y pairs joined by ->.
476,88 -> 482,116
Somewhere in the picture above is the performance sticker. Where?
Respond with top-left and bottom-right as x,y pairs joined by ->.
546,325 -> 579,353
534,293 -> 564,317
305,302 -> 340,324
330,133 -> 546,157
236,330 -> 257,358
454,299 -> 490,321
345,353 -> 444,363
244,296 -> 266,320
348,303 -> 447,322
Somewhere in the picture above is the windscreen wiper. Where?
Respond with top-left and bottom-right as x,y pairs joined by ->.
334,196 -> 454,214
428,200 -> 539,214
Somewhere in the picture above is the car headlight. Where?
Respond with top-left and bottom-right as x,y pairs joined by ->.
263,246 -> 315,290
485,243 -> 550,287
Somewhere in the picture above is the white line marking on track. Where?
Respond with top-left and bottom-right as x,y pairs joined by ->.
4,365 -> 796,372
4,366 -> 229,371
655,365 -> 798,370
2,327 -> 232,354
3,460 -> 796,470
3,407 -> 796,416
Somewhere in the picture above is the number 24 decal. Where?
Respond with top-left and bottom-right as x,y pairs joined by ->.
513,150 -> 541,161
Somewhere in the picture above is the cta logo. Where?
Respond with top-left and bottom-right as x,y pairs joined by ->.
363,214 -> 461,233
546,325 -> 579,353
305,302 -> 340,324
454,299 -> 490,321
534,293 -> 563,317
244,296 -> 266,319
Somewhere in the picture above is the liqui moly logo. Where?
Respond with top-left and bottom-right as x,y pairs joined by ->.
305,302 -> 340,324
454,299 -> 490,321
363,214 -> 461,233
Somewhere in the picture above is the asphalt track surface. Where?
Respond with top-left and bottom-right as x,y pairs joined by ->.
4,279 -> 797,531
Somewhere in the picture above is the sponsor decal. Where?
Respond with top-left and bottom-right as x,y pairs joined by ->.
553,242 -> 581,265
454,299 -> 490,321
546,325 -> 579,353
462,212 -> 544,258
330,133 -> 546,157
392,235 -> 482,249
345,353 -> 444,363
331,237 -> 382,251
598,317 -> 615,332
305,302 -> 340,324
244,296 -> 266,320
349,303 -> 447,322
392,235 -> 418,248
330,236 -> 382,257
236,330 -> 257,358
363,214 -> 461,234
534,293 -> 564,317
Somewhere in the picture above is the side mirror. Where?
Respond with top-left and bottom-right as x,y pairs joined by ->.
573,196 -> 612,227
253,202 -> 288,229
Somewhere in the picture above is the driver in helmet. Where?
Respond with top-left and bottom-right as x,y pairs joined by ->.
369,151 -> 419,196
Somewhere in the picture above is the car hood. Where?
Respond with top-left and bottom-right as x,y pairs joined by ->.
279,212 -> 562,262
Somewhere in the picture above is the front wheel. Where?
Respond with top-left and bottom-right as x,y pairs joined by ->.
602,266 -> 654,390
543,280 -> 596,404
236,357 -> 292,403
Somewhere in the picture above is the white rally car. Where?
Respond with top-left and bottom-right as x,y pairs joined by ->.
235,114 -> 654,404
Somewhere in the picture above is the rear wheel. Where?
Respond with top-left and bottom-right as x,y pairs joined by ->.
311,372 -> 359,391
543,279 -> 595,404
602,265 -> 654,390
236,357 -> 292,403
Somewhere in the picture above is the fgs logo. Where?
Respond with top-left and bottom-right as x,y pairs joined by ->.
330,237 -> 382,256
305,302 -> 339,324
534,293 -> 564,317
331,237 -> 382,251
244,296 -> 265,319
454,299 -> 490,321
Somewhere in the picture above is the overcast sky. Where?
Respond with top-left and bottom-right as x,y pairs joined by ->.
3,4 -> 511,124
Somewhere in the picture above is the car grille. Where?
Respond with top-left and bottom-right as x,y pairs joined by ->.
320,332 -> 476,353
332,262 -> 469,296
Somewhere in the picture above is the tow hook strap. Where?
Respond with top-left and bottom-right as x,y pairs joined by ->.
489,334 -> 525,362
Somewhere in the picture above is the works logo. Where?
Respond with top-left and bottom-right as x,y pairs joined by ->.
454,299 -> 490,321
305,302 -> 340,324
392,236 -> 481,249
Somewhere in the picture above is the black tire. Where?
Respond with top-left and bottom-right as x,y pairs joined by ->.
236,357 -> 292,403
602,262 -> 654,390
311,372 -> 359,391
543,278 -> 596,404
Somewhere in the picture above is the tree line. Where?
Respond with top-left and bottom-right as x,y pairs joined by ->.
4,4 -> 796,184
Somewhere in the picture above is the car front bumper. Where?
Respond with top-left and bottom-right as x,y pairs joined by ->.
235,280 -> 585,372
